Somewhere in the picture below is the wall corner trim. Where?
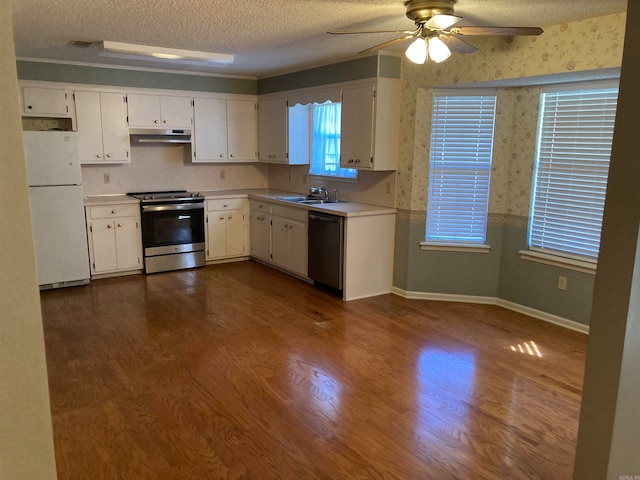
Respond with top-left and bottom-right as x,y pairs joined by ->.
390,287 -> 590,334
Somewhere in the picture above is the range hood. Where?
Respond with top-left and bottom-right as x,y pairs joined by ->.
129,128 -> 191,144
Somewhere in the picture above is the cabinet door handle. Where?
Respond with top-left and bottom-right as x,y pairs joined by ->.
111,210 -> 117,214
223,204 -> 228,207
219,154 -> 224,158
97,154 -> 102,158
228,215 -> 233,219
230,154 -> 235,158
107,224 -> 113,229
154,120 -> 159,124
117,223 -> 122,228
106,154 -> 112,158
163,120 -> 168,124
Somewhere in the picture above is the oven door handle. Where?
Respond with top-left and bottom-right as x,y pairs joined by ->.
142,203 -> 205,213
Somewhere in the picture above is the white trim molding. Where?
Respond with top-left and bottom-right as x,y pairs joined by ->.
420,242 -> 491,253
519,249 -> 597,274
390,287 -> 590,334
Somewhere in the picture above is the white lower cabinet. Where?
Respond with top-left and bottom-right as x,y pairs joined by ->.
206,198 -> 248,261
85,204 -> 142,276
249,200 -> 272,262
271,205 -> 308,278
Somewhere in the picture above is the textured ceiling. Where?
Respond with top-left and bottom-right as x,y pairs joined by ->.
12,0 -> 627,79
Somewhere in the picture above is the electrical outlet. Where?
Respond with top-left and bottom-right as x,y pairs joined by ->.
103,173 -> 111,184
220,170 -> 226,180
558,276 -> 567,290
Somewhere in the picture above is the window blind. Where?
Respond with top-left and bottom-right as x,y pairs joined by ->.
426,92 -> 497,244
529,84 -> 619,260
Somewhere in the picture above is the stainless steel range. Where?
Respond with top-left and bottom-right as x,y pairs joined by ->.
128,190 -> 205,274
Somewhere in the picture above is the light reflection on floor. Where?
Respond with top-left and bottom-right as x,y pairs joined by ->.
415,348 -> 476,445
509,340 -> 543,357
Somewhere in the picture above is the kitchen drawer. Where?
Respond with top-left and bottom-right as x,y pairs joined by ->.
207,198 -> 246,211
250,200 -> 272,213
87,204 -> 139,219
272,204 -> 308,223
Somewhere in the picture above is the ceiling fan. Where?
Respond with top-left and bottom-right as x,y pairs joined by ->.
328,0 -> 543,64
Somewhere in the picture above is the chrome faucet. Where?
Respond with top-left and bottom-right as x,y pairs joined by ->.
318,185 -> 329,201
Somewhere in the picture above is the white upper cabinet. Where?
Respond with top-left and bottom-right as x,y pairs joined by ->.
340,78 -> 401,171
226,100 -> 258,162
193,98 -> 227,161
21,86 -> 71,117
75,90 -> 130,164
258,96 -> 288,163
340,84 -> 374,169
127,93 -> 193,128
193,98 -> 257,163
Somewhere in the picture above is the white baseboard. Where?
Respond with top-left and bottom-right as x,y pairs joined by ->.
390,287 -> 589,334
496,299 -> 589,334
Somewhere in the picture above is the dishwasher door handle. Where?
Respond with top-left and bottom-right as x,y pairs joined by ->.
309,213 -> 340,223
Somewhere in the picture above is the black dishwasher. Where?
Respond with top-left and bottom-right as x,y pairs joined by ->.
308,211 -> 344,294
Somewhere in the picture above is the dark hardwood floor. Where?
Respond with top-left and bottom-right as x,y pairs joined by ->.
40,261 -> 587,479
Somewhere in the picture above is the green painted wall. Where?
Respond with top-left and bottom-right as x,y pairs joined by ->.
257,55 -> 400,94
395,212 -> 502,297
395,212 -> 596,324
16,60 -> 257,94
499,222 -> 595,324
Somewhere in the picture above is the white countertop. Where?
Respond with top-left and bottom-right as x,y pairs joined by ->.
84,194 -> 139,206
245,190 -> 396,218
83,189 -> 396,218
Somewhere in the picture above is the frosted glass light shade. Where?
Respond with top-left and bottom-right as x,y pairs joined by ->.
428,37 -> 452,63
405,38 -> 428,64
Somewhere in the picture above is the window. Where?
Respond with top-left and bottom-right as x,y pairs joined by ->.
305,101 -> 357,179
424,90 -> 497,248
528,82 -> 619,264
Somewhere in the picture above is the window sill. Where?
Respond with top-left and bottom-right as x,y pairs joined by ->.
420,242 -> 491,253
519,250 -> 597,274
308,174 -> 358,184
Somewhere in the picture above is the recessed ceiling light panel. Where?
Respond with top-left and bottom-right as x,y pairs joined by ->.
100,41 -> 234,65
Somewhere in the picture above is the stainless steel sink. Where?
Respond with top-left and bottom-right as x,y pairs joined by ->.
276,195 -> 347,205
276,196 -> 307,202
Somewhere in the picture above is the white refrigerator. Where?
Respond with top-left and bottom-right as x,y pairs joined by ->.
23,131 -> 90,288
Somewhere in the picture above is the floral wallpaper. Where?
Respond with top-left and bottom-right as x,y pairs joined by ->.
397,12 -> 627,213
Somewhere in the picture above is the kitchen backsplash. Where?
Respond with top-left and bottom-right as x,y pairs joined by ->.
267,163 -> 396,208
81,144 -> 268,195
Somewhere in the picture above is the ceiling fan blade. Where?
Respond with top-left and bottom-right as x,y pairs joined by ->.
358,35 -> 415,55
451,26 -> 544,36
425,14 -> 461,30
328,29 -> 417,35
439,34 -> 478,54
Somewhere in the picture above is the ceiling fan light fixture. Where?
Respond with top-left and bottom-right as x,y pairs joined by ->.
405,37 -> 428,64
428,36 -> 452,63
